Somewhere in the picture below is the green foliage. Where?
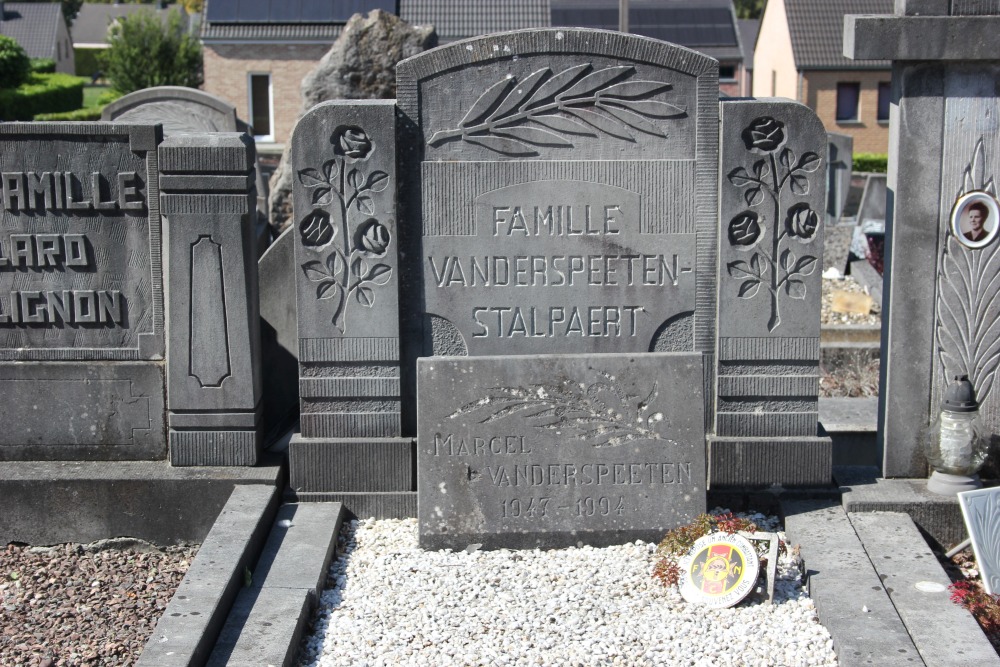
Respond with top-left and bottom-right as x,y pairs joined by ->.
733,0 -> 766,19
0,73 -> 85,120
94,88 -> 122,107
651,512 -> 763,588
30,58 -> 57,74
34,106 -> 103,121
99,8 -> 202,95
853,152 -> 888,173
0,36 -> 31,89
74,46 -> 103,78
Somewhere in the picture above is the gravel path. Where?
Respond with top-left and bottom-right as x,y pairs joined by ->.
297,517 -> 837,667
1,540 -> 198,667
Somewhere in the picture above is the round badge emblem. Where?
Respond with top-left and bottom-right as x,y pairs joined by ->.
679,532 -> 760,608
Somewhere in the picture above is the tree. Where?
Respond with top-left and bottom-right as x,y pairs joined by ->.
99,8 -> 202,94
733,0 -> 766,19
0,36 -> 30,89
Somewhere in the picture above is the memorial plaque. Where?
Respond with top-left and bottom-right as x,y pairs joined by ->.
0,123 -> 165,460
417,353 -> 706,549
398,30 -> 719,358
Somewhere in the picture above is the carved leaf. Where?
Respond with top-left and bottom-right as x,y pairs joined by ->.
466,134 -> 538,156
753,159 -> 770,179
366,171 -> 389,193
728,167 -> 754,187
605,99 -> 685,119
356,285 -> 375,307
322,159 -> 338,181
598,80 -> 672,99
461,77 -> 515,127
351,256 -> 369,279
524,65 -> 589,108
298,168 -> 324,186
780,249 -> 795,271
530,114 -> 596,136
356,195 -> 374,215
779,147 -> 796,171
316,280 -> 339,299
490,68 -> 549,119
738,280 -> 760,298
796,152 -> 822,173
727,260 -> 756,279
493,125 -> 574,147
366,263 -> 392,286
793,255 -> 818,276
311,187 -> 334,207
785,279 -> 806,299
325,251 -> 344,278
745,186 -> 764,207
598,103 -> 666,137
562,107 -> 635,141
301,260 -> 330,282
347,168 -> 362,190
557,66 -> 633,99
789,173 -> 809,196
970,495 -> 1000,594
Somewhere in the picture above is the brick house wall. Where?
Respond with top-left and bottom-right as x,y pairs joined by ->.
203,43 -> 331,146
801,70 -> 890,154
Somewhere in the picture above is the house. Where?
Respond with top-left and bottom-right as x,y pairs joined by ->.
550,0 -> 747,96
400,0 -> 549,43
72,3 -> 188,78
0,1 -> 74,74
754,0 -> 892,154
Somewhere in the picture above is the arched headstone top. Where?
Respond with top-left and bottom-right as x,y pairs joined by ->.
397,28 -> 719,162
103,86 -> 238,135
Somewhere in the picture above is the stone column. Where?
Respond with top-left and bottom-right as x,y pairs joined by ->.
846,0 -> 1000,477
710,99 -> 832,487
160,133 -> 263,465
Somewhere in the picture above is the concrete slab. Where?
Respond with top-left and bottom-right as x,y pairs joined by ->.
783,499 -> 920,666
291,490 -> 417,519
849,512 -> 998,666
820,398 -> 878,433
206,503 -> 344,667
837,466 -> 967,549
137,484 -> 282,667
0,459 -> 284,545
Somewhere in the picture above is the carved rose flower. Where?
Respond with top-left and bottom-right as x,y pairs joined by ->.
786,203 -> 819,241
728,211 -> 762,248
357,218 -> 390,256
742,117 -> 785,153
300,209 -> 334,247
333,126 -> 372,160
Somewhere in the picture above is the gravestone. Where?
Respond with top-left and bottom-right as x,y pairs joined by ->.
287,29 -> 831,540
846,1 -> 1000,476
827,132 -> 854,225
0,123 -> 263,465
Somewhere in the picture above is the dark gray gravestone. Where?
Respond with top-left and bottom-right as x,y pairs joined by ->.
0,124 -> 165,460
417,353 -> 705,549
710,100 -> 832,487
0,124 -> 263,464
846,4 -> 1000,476
397,30 -> 718,367
827,132 -> 854,225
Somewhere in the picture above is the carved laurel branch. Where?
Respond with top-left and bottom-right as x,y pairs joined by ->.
427,64 -> 686,156
447,372 -> 671,448
968,492 -> 1000,593
937,138 -> 1000,403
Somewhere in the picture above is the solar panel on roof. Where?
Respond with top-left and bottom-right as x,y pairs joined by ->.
206,0 -> 395,23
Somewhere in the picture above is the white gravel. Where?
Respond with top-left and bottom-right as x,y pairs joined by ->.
297,516 -> 837,667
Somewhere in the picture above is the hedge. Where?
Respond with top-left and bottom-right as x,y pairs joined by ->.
34,106 -> 103,121
74,47 -> 103,79
30,58 -> 56,74
853,152 -> 888,174
0,73 -> 86,121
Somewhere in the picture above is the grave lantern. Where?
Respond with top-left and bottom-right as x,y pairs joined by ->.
925,376 -> 989,495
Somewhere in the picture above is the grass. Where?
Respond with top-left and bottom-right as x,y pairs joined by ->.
82,84 -> 109,109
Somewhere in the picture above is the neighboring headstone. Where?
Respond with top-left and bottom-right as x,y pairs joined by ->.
104,86 -> 271,253
957,485 -> 1000,594
258,228 -> 298,439
417,353 -> 706,549
288,101 -> 414,516
846,2 -> 1000,476
710,99 -> 832,486
0,124 -> 262,464
827,132 -> 854,224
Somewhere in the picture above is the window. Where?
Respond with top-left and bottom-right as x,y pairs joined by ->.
836,82 -> 860,122
248,74 -> 273,141
877,81 -> 891,122
719,65 -> 736,82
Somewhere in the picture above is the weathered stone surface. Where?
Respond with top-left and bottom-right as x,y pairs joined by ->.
417,353 -> 706,550
268,10 -> 436,233
258,228 -> 298,438
292,100 -> 400,439
827,132 -> 853,224
845,15 -> 1000,61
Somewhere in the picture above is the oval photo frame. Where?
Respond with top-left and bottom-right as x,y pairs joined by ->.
951,191 -> 1000,249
